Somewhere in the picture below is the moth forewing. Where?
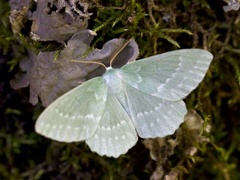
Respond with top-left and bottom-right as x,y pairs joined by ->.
120,49 -> 213,101
35,77 -> 107,142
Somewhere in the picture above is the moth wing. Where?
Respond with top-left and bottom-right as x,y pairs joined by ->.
86,92 -> 138,158
124,83 -> 187,138
121,49 -> 213,101
35,77 -> 107,142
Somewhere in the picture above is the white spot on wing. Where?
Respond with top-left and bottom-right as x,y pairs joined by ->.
157,84 -> 166,92
166,78 -> 171,83
85,114 -> 95,119
120,120 -> 125,124
143,111 -> 149,115
70,116 -> 76,120
137,112 -> 143,119
177,83 -> 183,88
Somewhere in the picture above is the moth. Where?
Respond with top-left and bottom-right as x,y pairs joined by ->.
35,39 -> 213,158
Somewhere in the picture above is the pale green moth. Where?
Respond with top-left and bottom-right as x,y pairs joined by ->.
35,44 -> 213,158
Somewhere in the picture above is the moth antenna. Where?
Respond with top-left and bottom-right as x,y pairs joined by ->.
109,38 -> 133,67
69,60 -> 107,69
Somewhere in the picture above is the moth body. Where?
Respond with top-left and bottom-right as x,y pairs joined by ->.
103,67 -> 130,115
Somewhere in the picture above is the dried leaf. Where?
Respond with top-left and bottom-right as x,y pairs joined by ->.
176,110 -> 211,156
145,110 -> 211,179
9,0 -> 31,10
31,0 -> 90,42
9,6 -> 29,35
10,56 -> 32,89
223,0 -> 240,12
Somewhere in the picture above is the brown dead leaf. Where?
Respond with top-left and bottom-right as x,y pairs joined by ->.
30,0 -> 90,42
